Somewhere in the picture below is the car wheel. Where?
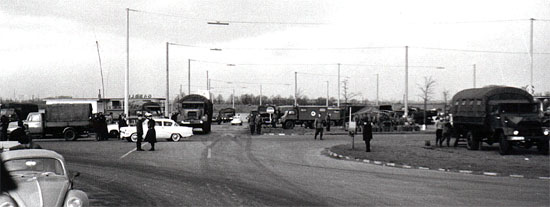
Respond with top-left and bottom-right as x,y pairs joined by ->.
171,133 -> 181,142
109,130 -> 119,139
130,133 -> 138,142
499,133 -> 511,155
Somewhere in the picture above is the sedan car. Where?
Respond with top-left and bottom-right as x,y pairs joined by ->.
120,118 -> 193,142
0,149 -> 89,207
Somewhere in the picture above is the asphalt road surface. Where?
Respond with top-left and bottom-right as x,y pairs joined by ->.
37,125 -> 549,206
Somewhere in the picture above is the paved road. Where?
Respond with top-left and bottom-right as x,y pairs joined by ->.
37,125 -> 549,206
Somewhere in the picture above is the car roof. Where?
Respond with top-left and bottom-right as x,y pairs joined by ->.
149,118 -> 173,122
1,149 -> 65,162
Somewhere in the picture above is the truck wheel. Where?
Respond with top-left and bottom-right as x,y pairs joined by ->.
499,133 -> 511,155
64,129 -> 77,141
466,131 -> 480,150
284,121 -> 295,129
537,141 -> 549,155
170,133 -> 181,142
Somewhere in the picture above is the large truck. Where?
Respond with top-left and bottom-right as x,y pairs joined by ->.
176,94 -> 213,133
450,86 -> 549,155
279,106 -> 327,129
25,104 -> 93,140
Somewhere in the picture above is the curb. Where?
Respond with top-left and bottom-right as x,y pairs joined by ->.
326,150 -> 549,180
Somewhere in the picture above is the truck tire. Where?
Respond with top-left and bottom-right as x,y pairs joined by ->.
466,131 -> 480,150
64,129 -> 77,141
499,133 -> 511,155
537,141 -> 549,155
284,121 -> 295,129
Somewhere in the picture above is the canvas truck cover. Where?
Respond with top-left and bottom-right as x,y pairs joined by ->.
297,106 -> 327,121
45,104 -> 92,122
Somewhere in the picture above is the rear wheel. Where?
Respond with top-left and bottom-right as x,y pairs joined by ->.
466,131 -> 480,150
64,129 -> 77,141
284,121 -> 295,129
499,133 -> 511,155
170,133 -> 181,142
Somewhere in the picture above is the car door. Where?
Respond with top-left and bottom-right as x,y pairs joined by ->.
163,121 -> 175,137
156,121 -> 166,139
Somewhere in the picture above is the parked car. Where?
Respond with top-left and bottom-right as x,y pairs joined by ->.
120,118 -> 193,142
230,115 -> 243,125
0,149 -> 89,207
107,117 -> 139,139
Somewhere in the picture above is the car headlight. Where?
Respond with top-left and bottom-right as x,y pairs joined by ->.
513,130 -> 519,135
544,129 -> 549,136
66,197 -> 83,207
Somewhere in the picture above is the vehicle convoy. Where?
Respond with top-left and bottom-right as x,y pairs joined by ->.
120,118 -> 193,142
1,149 -> 89,207
25,104 -> 93,141
0,103 -> 39,122
176,94 -> 213,133
216,108 -> 236,124
450,86 -> 549,155
279,106 -> 327,129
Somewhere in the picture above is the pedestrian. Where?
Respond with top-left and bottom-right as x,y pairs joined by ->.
314,114 -> 324,140
435,117 -> 443,147
248,113 -> 256,135
144,113 -> 157,151
362,117 -> 373,152
442,118 -> 452,147
118,113 -> 127,130
326,114 -> 331,132
255,114 -> 262,135
99,112 -> 108,141
136,112 -> 145,151
0,115 -> 9,141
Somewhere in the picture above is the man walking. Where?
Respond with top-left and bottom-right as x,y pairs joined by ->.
144,113 -> 157,151
314,114 -> 324,140
136,112 -> 144,151
362,117 -> 373,152
248,113 -> 256,135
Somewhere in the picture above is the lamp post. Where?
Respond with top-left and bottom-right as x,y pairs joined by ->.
337,63 -> 341,107
326,81 -> 329,107
294,72 -> 297,106
124,8 -> 131,116
404,46 -> 409,117
165,42 -> 170,117
376,74 -> 379,106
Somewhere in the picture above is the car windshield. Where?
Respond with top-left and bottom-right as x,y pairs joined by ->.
500,103 -> 538,114
4,158 -> 64,175
182,103 -> 204,109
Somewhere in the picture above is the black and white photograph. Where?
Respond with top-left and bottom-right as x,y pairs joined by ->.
1,0 -> 549,206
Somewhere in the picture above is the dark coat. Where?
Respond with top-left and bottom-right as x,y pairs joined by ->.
145,118 -> 156,143
136,118 -> 144,136
362,122 -> 373,141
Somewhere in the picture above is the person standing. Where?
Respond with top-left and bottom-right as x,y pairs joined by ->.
442,118 -> 452,147
314,114 -> 324,140
0,115 -> 9,141
144,113 -> 157,151
326,114 -> 331,132
99,112 -> 108,141
362,117 -> 373,152
434,117 -> 443,147
248,113 -> 256,135
136,112 -> 145,151
255,114 -> 262,135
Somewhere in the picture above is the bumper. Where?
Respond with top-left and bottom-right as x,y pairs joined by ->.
507,135 -> 549,142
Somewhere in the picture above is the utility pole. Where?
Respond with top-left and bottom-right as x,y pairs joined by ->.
260,84 -> 263,106
95,41 -> 105,99
337,63 -> 341,107
404,46 -> 409,118
124,8 -> 130,116
376,74 -> 379,106
473,64 -> 477,88
188,59 -> 191,95
165,42 -> 170,117
232,88 -> 235,109
294,72 -> 297,106
326,81 -> 329,107
529,18 -> 535,94
206,70 -> 209,90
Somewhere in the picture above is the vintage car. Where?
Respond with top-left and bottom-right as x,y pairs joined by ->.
119,118 -> 193,142
230,115 -> 243,125
0,149 -> 89,207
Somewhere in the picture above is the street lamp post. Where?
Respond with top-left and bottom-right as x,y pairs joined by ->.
188,59 -> 192,95
165,42 -> 170,117
124,8 -> 130,117
376,74 -> 379,106
404,46 -> 409,118
337,63 -> 341,107
294,72 -> 297,106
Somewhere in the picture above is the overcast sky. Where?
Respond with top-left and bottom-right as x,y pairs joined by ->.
1,0 -> 549,102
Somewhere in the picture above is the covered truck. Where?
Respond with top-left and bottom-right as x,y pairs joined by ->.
279,106 -> 327,129
176,94 -> 213,133
216,108 -> 236,124
26,104 -> 93,140
450,86 -> 549,155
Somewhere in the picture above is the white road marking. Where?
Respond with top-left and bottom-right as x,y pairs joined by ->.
120,144 -> 147,159
207,147 -> 212,159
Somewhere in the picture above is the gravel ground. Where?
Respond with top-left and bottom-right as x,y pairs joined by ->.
330,134 -> 550,178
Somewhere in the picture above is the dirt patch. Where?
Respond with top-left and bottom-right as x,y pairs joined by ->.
329,134 -> 550,178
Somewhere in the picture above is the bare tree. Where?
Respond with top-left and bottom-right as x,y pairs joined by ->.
341,79 -> 358,104
417,76 -> 436,125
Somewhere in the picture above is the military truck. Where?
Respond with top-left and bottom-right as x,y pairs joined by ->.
25,104 -> 93,140
216,108 -> 236,124
279,106 -> 327,129
327,107 -> 344,126
177,94 -> 213,133
450,86 -> 549,155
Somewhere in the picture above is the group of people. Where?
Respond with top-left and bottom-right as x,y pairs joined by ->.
435,116 -> 453,147
248,113 -> 263,135
92,112 -> 109,141
0,115 -> 10,141
135,112 -> 157,151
